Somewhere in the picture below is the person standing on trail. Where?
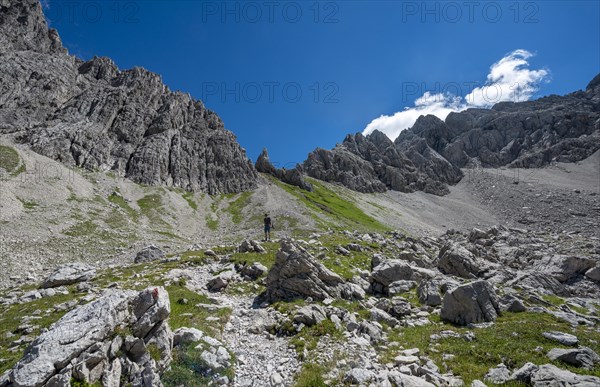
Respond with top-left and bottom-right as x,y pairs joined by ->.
264,213 -> 273,241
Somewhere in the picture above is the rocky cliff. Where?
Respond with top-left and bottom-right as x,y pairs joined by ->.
303,75 -> 600,195
0,0 -> 257,194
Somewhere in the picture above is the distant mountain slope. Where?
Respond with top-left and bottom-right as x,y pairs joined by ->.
0,0 -> 257,194
303,74 -> 600,195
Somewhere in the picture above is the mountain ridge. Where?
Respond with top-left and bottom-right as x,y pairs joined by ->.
0,0 -> 257,195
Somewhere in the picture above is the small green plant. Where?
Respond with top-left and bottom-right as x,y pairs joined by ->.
205,214 -> 219,231
146,342 -> 161,362
16,197 -> 38,210
295,363 -> 328,387
0,145 -> 21,175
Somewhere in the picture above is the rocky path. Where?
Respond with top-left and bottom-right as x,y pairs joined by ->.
219,295 -> 300,386
169,264 -> 300,386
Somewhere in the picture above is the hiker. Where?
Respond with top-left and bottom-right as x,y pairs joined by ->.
264,213 -> 273,241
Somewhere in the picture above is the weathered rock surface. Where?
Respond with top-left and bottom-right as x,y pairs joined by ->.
440,280 -> 500,325
547,347 -> 600,369
0,0 -> 257,194
264,240 -> 361,301
256,148 -> 312,191
40,263 -> 96,288
542,331 -> 578,346
302,75 -> 600,195
4,287 -> 172,387
437,243 -> 491,279
134,245 -> 166,264
529,364 -> 600,385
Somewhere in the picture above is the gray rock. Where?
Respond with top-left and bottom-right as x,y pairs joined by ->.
293,305 -> 327,326
265,240 -> 357,301
386,371 -> 436,386
542,331 -> 578,346
484,363 -> 511,384
437,243 -> 490,279
371,257 -> 434,294
441,280 -> 500,325
8,287 -> 172,387
585,266 -> 600,282
134,245 -> 165,264
173,327 -> 204,347
499,294 -> 526,313
200,351 -> 223,372
533,255 -> 596,283
41,263 -> 96,288
344,368 -> 376,384
547,347 -> 600,369
207,271 -> 235,292
530,364 -> 600,385
238,240 -> 266,254
240,262 -> 268,280
388,280 -> 417,295
510,362 -> 538,384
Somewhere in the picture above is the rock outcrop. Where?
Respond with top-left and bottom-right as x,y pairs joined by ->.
440,280 -> 500,325
40,263 -> 96,288
256,148 -> 313,191
302,75 -> 600,195
264,240 -> 363,301
0,0 -> 257,194
2,287 -> 173,387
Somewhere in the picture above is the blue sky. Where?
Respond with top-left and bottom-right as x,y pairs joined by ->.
44,0 -> 599,167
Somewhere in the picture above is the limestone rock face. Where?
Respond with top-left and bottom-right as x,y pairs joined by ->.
302,74 -> 600,196
5,287 -> 173,387
440,280 -> 500,325
0,0 -> 257,194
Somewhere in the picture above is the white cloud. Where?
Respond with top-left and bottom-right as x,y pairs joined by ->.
363,49 -> 549,141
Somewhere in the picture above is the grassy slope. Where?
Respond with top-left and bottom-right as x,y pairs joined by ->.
268,175 -> 390,233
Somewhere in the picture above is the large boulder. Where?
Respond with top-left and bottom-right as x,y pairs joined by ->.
547,347 -> 600,369
533,255 -> 596,283
41,263 -> 96,288
417,277 -> 459,307
440,280 -> 500,325
5,287 -> 173,387
437,243 -> 490,279
264,240 -> 358,301
134,245 -> 166,264
371,256 -> 435,294
529,364 -> 600,385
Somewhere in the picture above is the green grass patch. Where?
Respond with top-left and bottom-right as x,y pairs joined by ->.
269,175 -> 390,233
205,214 -> 219,231
305,232 -> 379,280
181,191 -> 198,211
0,145 -> 20,174
16,197 -> 38,210
295,363 -> 328,387
290,319 -> 344,355
225,192 -> 252,224
229,241 -> 279,270
167,283 -> 232,338
137,193 -> 171,229
63,220 -> 98,237
108,192 -> 139,221
380,312 -> 600,384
